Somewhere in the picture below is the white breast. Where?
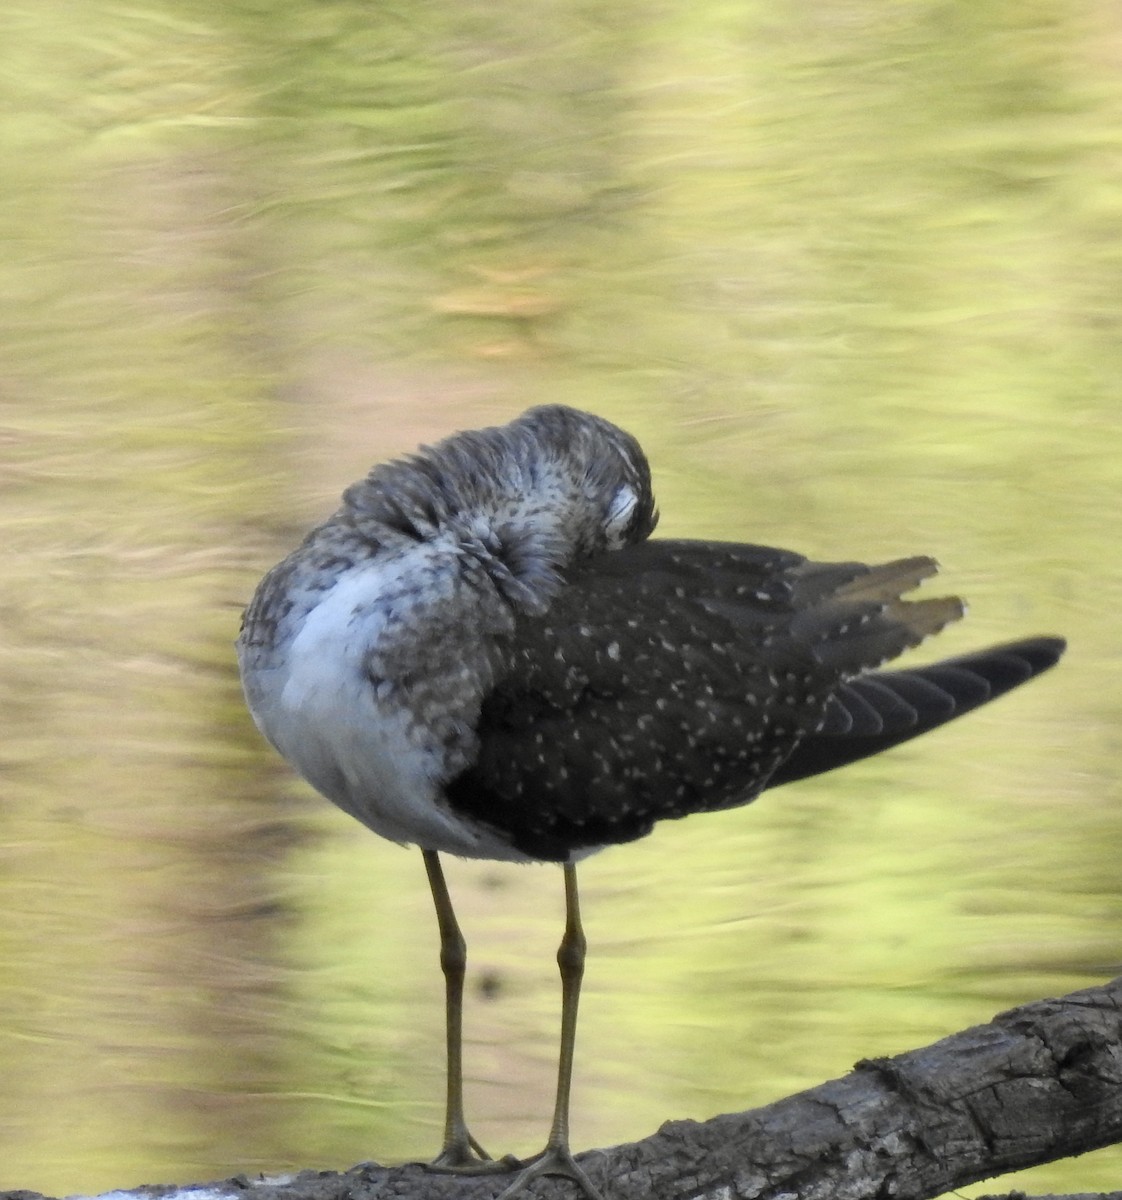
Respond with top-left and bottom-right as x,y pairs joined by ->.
239,549 -> 534,863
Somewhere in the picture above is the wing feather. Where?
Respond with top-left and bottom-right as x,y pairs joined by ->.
445,539 -> 971,859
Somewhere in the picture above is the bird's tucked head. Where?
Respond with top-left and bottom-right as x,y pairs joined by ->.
341,405 -> 658,613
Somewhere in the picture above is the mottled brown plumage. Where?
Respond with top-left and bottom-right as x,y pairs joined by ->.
237,405 -> 1064,1199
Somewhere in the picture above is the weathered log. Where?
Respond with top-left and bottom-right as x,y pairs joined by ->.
5,975 -> 1120,1200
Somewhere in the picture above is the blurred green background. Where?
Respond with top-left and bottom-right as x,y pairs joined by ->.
1,0 -> 1119,1195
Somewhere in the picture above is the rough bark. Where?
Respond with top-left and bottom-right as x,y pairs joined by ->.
6,975 -> 1121,1200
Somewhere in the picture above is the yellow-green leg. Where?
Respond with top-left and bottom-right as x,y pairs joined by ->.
422,849 -> 496,1170
496,864 -> 606,1200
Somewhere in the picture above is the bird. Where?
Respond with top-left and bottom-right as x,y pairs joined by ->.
236,404 -> 1065,1200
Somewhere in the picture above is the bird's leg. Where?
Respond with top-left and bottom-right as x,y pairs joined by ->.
495,863 -> 606,1200
421,849 -> 498,1171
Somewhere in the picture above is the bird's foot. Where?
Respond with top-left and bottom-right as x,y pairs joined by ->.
425,1130 -> 521,1175
493,1142 -> 606,1200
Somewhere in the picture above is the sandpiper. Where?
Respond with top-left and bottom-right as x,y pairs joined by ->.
237,405 -> 1064,1199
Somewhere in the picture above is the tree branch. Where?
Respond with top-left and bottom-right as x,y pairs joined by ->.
6,976 -> 1121,1200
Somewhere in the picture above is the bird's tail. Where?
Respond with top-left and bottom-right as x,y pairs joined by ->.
768,636 -> 1066,787
788,555 -> 966,674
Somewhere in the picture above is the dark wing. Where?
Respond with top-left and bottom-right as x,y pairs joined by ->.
444,539 -> 964,861
767,636 -> 1065,786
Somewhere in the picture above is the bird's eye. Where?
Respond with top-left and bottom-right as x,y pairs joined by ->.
604,484 -> 639,546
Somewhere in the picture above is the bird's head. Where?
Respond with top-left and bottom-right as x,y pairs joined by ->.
501,404 -> 658,554
343,405 -> 658,613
